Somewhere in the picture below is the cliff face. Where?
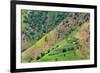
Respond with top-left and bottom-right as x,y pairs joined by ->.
21,12 -> 90,63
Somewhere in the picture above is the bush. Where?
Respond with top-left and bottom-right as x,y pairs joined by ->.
66,20 -> 69,23
67,47 -> 74,51
48,50 -> 50,53
52,48 -> 54,50
41,53 -> 45,56
21,48 -> 26,52
55,58 -> 58,61
64,54 -> 66,56
28,57 -> 33,62
56,45 -> 59,48
70,47 -> 74,51
62,49 -> 66,53
36,56 -> 41,60
79,22 -> 83,26
73,16 -> 77,20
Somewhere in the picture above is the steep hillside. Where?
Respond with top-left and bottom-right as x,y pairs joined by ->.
21,10 -> 68,52
35,22 -> 90,62
21,12 -> 90,63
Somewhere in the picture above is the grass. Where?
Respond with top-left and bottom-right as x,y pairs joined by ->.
33,24 -> 83,62
30,32 -> 54,49
35,51 -> 82,62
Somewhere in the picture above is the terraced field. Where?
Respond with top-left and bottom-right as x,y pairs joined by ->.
21,10 -> 90,63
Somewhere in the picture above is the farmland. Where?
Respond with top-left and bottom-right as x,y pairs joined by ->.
21,10 -> 90,63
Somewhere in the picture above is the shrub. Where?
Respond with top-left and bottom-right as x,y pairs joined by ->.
41,53 -> 45,56
28,57 -> 33,62
64,54 -> 66,56
66,20 -> 69,23
52,48 -> 54,50
74,51 -> 76,56
70,47 -> 74,51
77,46 -> 80,49
67,47 -> 74,51
79,22 -> 83,26
56,45 -> 59,48
21,48 -> 26,52
48,50 -> 50,53
62,49 -> 66,53
36,56 -> 41,60
55,58 -> 58,61
73,16 -> 77,20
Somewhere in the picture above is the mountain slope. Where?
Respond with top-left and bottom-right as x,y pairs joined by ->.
35,22 -> 90,62
21,12 -> 90,63
21,10 -> 68,52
